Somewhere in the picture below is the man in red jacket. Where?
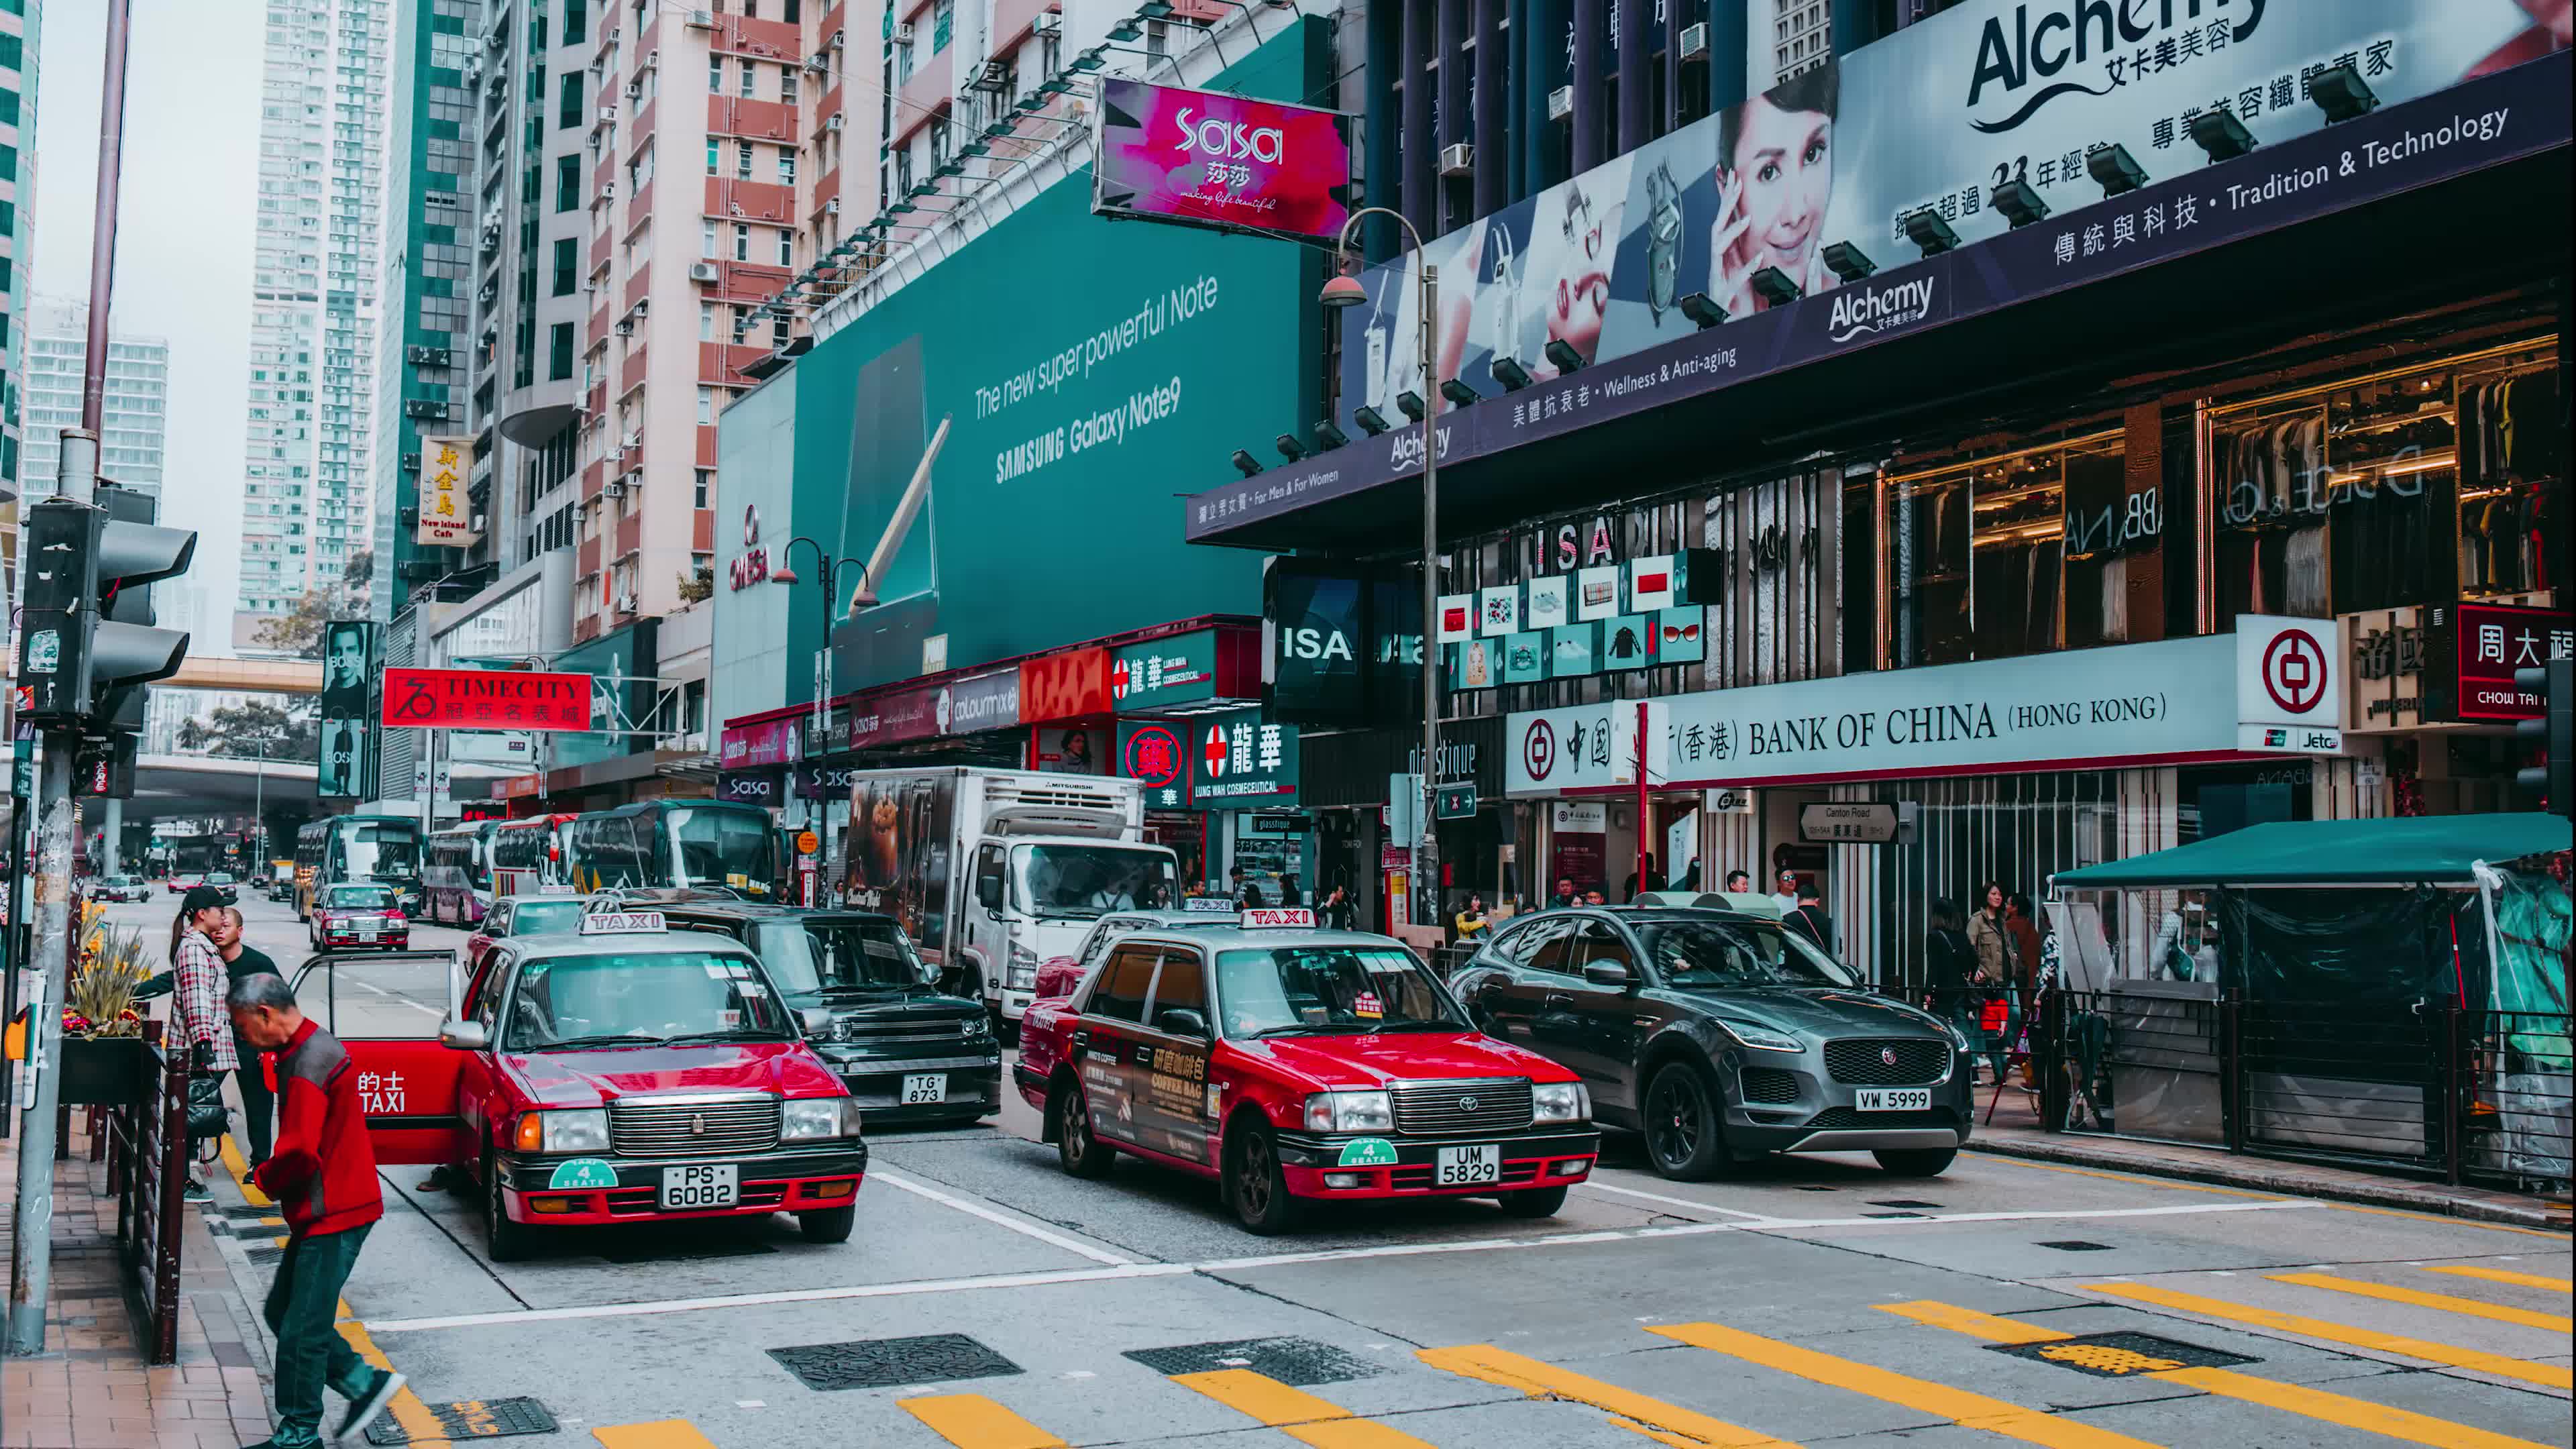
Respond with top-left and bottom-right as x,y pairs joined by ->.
228,973 -> 405,1449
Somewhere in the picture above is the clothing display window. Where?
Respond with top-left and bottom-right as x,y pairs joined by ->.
1884,429 -> 2126,667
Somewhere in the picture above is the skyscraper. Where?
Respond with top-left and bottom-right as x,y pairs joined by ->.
21,297 -> 170,500
235,0 -> 392,652
0,0 -> 41,610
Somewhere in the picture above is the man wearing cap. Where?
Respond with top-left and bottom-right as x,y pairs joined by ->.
1769,869 -> 1801,916
172,885 -> 238,1200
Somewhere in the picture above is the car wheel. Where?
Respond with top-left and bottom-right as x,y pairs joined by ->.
1054,1081 -> 1115,1179
484,1156 -> 533,1263
1225,1122 -> 1304,1236
796,1203 -> 857,1244
1643,1060 -> 1733,1182
1496,1184 -> 1570,1218
1873,1146 -> 1958,1178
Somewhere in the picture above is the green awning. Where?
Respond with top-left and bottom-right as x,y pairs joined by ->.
2055,812 -> 2572,889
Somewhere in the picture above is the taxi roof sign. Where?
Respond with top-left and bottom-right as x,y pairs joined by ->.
1240,907 -> 1316,929
579,910 -> 667,935
1182,896 -> 1238,914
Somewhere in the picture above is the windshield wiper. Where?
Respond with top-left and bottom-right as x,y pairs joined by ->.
656,1029 -> 790,1046
1246,1024 -> 1324,1038
537,1032 -> 664,1051
1363,1020 -> 1455,1034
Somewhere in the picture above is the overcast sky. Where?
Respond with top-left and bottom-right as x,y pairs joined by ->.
35,0 -> 261,655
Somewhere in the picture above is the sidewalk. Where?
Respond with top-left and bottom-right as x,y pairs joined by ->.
1,1113 -> 276,1449
1963,1070 -> 2573,1232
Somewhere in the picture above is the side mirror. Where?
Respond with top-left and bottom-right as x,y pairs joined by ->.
800,1007 -> 835,1036
975,876 -> 1004,912
437,1018 -> 490,1052
1582,961 -> 1635,990
1155,1007 -> 1210,1039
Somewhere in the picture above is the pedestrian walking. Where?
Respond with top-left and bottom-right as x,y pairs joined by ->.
1320,883 -> 1356,930
1965,882 -> 2019,1081
169,885 -> 238,1200
226,973 -> 404,1449
216,907 -> 282,1167
1453,893 -> 1490,943
1769,869 -> 1801,915
1278,876 -> 1303,908
1784,882 -> 1835,955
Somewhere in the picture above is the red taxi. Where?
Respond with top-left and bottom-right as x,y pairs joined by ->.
297,909 -> 867,1260
307,882 -> 411,952
1016,908 -> 1599,1234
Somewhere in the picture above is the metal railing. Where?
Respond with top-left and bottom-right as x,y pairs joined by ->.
101,1023 -> 191,1365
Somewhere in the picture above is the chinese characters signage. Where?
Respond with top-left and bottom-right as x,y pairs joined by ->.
381,667 -> 594,731
1111,632 -> 1218,712
1118,720 -> 1190,809
1093,80 -> 1354,241
2426,602 -> 2573,722
417,435 -> 479,548
1189,706 -> 1297,805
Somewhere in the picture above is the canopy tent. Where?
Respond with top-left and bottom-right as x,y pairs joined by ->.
2055,813 -> 2572,890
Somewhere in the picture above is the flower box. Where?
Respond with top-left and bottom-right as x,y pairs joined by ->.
57,1035 -> 152,1107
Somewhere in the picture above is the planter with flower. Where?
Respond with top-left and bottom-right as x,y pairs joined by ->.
58,904 -> 156,1106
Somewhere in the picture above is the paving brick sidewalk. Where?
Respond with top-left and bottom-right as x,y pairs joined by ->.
2,1114 -> 275,1449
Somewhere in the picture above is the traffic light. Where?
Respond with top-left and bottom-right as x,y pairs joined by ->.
2517,659 -> 2573,818
18,494 -> 195,728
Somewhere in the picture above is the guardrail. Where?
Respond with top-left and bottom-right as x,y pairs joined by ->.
102,1022 -> 190,1364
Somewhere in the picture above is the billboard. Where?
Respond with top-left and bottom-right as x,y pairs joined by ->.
1093,78 -> 1354,241
382,668 -> 594,731
802,22 -> 1321,694
317,621 -> 377,799
417,436 -> 479,548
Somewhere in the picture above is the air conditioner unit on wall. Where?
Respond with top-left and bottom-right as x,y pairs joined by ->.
1548,85 -> 1573,121
688,261 -> 720,282
1035,13 -> 1062,34
616,592 -> 638,614
684,9 -> 714,29
1679,22 -> 1708,61
643,49 -> 659,70
624,80 -> 643,99
825,112 -> 845,131
892,23 -> 914,43
824,197 -> 840,214
1440,143 -> 1474,176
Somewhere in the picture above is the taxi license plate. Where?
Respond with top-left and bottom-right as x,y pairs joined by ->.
1435,1144 -> 1500,1186
660,1164 -> 739,1210
1855,1088 -> 1932,1112
902,1073 -> 947,1105
354,926 -> 378,941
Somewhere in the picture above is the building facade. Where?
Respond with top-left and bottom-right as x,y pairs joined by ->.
0,0 -> 40,608
20,298 -> 169,499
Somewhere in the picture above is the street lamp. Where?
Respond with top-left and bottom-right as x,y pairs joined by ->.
771,538 -> 872,902
1322,207 -> 1444,930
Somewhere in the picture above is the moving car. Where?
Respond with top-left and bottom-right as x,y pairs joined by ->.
294,909 -> 869,1260
307,883 -> 411,952
458,892 -> 592,987
166,874 -> 200,896
91,875 -> 151,903
1448,904 -> 1972,1181
1032,908 -> 1216,1000
1016,909 -> 1599,1234
202,871 -> 241,906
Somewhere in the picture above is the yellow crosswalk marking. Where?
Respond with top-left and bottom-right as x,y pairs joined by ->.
2422,1265 -> 2573,1293
219,1134 -> 274,1208
1417,1344 -> 1802,1449
900,1393 -> 1068,1449
333,1317 -> 453,1446
1882,1299 -> 2558,1449
592,1423 -> 721,1449
1650,1321 -> 2163,1449
2265,1272 -> 2572,1334
2083,1281 -> 2573,1390
1174,1368 -> 1440,1448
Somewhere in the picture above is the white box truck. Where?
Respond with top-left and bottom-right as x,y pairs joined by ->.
842,767 -> 1181,1029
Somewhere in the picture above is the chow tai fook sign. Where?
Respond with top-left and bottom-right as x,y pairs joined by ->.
381,667 -> 592,731
1092,80 -> 1354,241
1190,705 -> 1298,805
2424,602 -> 2575,722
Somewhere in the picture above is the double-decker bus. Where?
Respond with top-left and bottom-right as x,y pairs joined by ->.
489,812 -> 579,897
293,816 -> 425,921
564,800 -> 786,901
422,821 -> 502,926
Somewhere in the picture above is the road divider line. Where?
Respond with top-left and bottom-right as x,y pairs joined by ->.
1651,1320 -> 2163,1449
868,1167 -> 1135,1266
1175,1368 -> 1442,1448
2422,1265 -> 2573,1292
592,1421 -> 722,1448
1415,1343 -> 1801,1448
2264,1272 -> 2573,1333
2080,1281 -> 2574,1390
900,1393 -> 1069,1449
1577,1180 -> 1784,1222
1883,1299 -> 2559,1449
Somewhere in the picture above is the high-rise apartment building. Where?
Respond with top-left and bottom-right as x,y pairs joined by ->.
21,298 -> 170,499
0,0 -> 40,608
237,0 -> 392,649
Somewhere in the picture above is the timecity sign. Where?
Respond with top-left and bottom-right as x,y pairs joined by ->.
381,667 -> 593,731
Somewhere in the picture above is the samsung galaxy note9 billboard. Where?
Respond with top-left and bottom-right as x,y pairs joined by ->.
1094,78 -> 1354,241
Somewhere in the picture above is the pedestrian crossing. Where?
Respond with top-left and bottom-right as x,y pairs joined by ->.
549,1260 -> 2568,1448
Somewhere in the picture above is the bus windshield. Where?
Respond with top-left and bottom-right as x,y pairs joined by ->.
665,806 -> 782,898
341,822 -> 420,882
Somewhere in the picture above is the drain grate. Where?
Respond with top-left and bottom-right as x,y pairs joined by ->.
768,1334 -> 1022,1392
597,1238 -> 775,1265
1124,1338 -> 1386,1387
364,1397 -> 558,1444
1992,1332 -> 2259,1379
1862,1212 -> 1926,1219
1869,1199 -> 1942,1210
2035,1240 -> 2117,1252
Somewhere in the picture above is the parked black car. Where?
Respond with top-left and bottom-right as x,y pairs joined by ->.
631,891 -> 1004,1128
1449,906 -> 1973,1180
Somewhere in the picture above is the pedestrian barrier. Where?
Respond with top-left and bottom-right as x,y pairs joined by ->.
100,1019 -> 191,1364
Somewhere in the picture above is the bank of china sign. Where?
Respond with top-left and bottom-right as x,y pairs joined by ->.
1505,616 -> 2341,794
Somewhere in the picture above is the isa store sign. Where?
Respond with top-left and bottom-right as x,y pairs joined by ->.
1093,79 -> 1354,241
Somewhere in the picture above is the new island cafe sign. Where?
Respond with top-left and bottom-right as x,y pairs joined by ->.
1508,616 -> 2341,795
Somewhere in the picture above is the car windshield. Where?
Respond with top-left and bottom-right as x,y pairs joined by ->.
1213,945 -> 1464,1038
1635,917 -> 1859,989
323,885 -> 395,909
102,877 -> 136,888
207,873 -> 235,885
506,900 -> 588,936
1013,845 -> 1180,919
503,949 -> 795,1050
751,919 -> 934,994
665,807 -> 783,899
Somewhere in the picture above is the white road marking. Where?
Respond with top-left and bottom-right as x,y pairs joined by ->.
1578,1179 -> 1782,1222
867,1167 -> 1134,1267
352,978 -> 443,1017
364,1196 -> 2319,1335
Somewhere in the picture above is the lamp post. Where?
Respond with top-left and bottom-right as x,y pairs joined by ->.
1321,208 -> 1441,929
769,539 -> 871,902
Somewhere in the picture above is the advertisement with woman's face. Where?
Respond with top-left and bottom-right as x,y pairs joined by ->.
1709,63 -> 1840,320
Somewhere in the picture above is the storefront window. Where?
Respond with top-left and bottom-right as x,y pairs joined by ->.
1885,429 -> 2127,667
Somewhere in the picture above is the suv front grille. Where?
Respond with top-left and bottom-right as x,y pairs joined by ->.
1823,1038 -> 1950,1086
833,1018 -> 977,1045
1388,1079 -> 1533,1137
608,1095 -> 780,1157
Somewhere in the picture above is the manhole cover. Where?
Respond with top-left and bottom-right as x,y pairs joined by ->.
1870,1199 -> 1943,1210
364,1396 -> 557,1444
1125,1338 -> 1385,1387
2036,1240 -> 2116,1252
1992,1332 -> 2259,1379
768,1334 -> 1021,1392
597,1238 -> 775,1265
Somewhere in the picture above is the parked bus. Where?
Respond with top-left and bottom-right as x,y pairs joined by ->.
293,815 -> 425,921
489,812 -> 579,897
423,821 -> 503,926
564,800 -> 787,901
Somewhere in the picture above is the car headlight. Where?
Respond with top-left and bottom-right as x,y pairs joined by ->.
782,1097 -> 863,1140
1716,1018 -> 1804,1053
1532,1081 -> 1590,1124
1007,943 -> 1038,989
515,1108 -> 609,1154
960,1012 -> 991,1038
1302,1090 -> 1394,1133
